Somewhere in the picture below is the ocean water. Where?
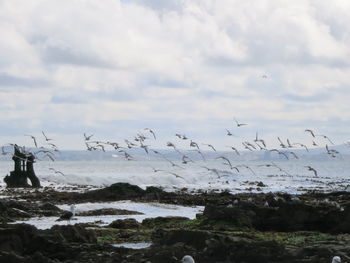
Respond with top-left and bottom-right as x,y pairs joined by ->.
1,159 -> 349,193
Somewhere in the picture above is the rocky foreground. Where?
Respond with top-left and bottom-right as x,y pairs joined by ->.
1,183 -> 350,262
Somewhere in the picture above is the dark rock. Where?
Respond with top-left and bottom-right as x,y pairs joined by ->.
0,251 -> 28,263
151,229 -> 285,263
46,224 -> 97,243
39,202 -> 61,211
79,183 -> 146,201
203,201 -> 350,234
0,224 -> 38,254
109,218 -> 141,229
78,208 -> 143,216
142,216 -> 190,228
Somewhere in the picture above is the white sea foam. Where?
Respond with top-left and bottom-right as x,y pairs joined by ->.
0,159 -> 349,193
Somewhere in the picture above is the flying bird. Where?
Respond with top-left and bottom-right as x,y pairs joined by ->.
191,149 -> 206,161
144,128 -> 156,140
190,140 -> 200,149
225,129 -> 234,136
167,172 -> 185,180
216,156 -> 233,169
234,117 -> 247,127
316,134 -> 334,145
49,168 -> 65,176
84,133 -> 94,141
305,166 -> 318,177
42,131 -> 53,141
305,129 -> 315,137
202,143 -> 216,152
226,146 -> 240,155
25,134 -> 38,147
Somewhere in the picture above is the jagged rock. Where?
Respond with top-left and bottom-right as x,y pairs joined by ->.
142,216 -> 190,228
151,229 -> 285,263
203,201 -> 350,233
79,183 -> 146,201
78,208 -> 142,216
109,218 -> 141,229
46,225 -> 97,243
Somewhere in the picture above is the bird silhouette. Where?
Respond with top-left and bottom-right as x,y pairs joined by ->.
234,117 -> 247,127
305,129 -> 315,137
25,134 -> 38,147
42,131 -> 53,141
305,166 -> 318,177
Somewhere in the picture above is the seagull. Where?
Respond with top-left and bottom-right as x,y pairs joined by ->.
216,156 -> 233,169
191,149 -> 206,161
124,139 -> 137,148
181,255 -> 195,263
190,140 -> 199,149
234,117 -> 247,127
175,134 -> 183,139
49,168 -> 65,176
305,129 -> 315,137
140,142 -> 149,154
289,151 -> 299,159
144,128 -> 156,140
25,134 -> 38,147
277,137 -> 287,148
167,172 -> 185,180
226,146 -> 240,155
42,131 -> 53,141
293,143 -> 309,152
262,75 -> 268,78
47,143 -> 59,151
305,166 -> 318,177
182,155 -> 194,164
84,133 -> 94,141
242,142 -> 253,151
200,166 -> 220,176
237,165 -> 256,175
44,152 -> 55,161
332,256 -> 341,263
316,134 -> 334,145
151,167 -> 164,173
269,149 -> 289,160
202,143 -> 216,152
254,132 -> 266,147
56,204 -> 76,223
225,129 -> 234,136
325,145 -> 341,158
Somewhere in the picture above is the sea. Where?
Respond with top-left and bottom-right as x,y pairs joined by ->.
1,158 -> 349,194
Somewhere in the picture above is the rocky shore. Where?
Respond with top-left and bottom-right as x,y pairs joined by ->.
1,183 -> 350,262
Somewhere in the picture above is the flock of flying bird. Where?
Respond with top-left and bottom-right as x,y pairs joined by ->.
1,117 -> 349,184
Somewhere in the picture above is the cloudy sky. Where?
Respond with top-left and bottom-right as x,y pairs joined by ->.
1,0 -> 350,150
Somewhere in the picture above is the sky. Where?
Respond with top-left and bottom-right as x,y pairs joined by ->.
0,0 -> 350,150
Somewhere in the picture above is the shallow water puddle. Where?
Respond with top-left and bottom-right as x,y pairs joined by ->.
12,201 -> 204,230
111,242 -> 152,249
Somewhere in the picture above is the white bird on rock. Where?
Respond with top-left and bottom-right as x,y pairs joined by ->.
56,204 -> 76,223
332,256 -> 341,263
181,255 -> 195,263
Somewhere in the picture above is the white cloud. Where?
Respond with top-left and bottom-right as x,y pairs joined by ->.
0,0 -> 350,149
